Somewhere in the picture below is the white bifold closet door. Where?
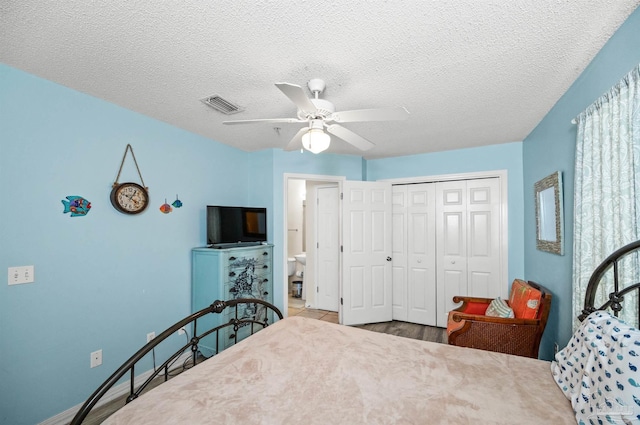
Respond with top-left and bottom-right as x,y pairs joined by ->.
435,178 -> 501,327
392,184 -> 437,325
392,178 -> 502,327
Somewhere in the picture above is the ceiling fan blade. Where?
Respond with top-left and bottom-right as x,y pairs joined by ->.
284,127 -> 308,151
326,124 -> 375,151
222,118 -> 305,125
275,83 -> 318,115
330,107 -> 410,123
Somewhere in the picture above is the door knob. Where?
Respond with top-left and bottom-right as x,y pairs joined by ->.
387,257 -> 392,261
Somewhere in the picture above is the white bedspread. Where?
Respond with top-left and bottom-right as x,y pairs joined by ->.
103,316 -> 574,424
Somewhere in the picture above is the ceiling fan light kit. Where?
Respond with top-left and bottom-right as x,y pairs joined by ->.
302,128 -> 331,154
222,78 -> 409,154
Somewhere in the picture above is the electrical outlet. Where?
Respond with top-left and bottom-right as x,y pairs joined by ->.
146,332 -> 155,343
90,349 -> 102,368
178,327 -> 186,335
8,265 -> 35,285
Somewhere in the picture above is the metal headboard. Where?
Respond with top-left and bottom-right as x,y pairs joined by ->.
579,240 -> 640,322
71,298 -> 283,425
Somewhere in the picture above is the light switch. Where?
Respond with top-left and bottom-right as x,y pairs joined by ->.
8,266 -> 35,285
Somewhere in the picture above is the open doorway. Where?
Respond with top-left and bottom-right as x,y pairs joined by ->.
283,174 -> 343,316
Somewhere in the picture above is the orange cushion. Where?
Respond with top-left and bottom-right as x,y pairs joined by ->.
462,301 -> 490,315
508,279 -> 542,319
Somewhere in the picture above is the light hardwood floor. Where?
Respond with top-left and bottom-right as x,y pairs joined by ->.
81,300 -> 446,424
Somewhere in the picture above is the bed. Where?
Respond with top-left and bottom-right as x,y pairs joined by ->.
81,316 -> 574,424
71,241 -> 640,425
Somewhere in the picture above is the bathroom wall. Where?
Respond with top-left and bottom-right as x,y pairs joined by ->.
287,179 -> 305,295
287,180 -> 305,259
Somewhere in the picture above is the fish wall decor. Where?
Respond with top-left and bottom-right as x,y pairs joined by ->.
159,199 -> 173,214
62,196 -> 91,217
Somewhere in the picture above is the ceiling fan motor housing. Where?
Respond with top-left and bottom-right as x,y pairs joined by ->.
298,98 -> 335,120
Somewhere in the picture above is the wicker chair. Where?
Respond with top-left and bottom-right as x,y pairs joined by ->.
447,280 -> 552,358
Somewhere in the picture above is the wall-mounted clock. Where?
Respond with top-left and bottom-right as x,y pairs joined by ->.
110,182 -> 149,215
111,144 -> 149,215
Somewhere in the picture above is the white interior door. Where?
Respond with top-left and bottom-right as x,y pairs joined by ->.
316,186 -> 340,312
342,181 -> 392,326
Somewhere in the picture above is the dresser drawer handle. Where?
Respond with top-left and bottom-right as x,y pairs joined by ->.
229,256 -> 237,261
263,265 -> 268,269
262,252 -> 268,256
229,271 -> 236,277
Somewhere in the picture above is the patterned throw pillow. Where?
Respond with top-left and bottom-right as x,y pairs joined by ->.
551,311 -> 640,424
484,297 -> 515,318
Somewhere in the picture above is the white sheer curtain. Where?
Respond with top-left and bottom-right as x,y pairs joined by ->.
573,64 -> 640,327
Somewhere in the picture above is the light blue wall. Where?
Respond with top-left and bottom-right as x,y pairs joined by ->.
4,5 -> 640,420
523,6 -> 640,360
0,64 -> 250,425
0,63 -> 365,424
367,142 -> 525,290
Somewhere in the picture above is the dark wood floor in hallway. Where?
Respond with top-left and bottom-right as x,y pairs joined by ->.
288,296 -> 447,344
355,320 -> 447,344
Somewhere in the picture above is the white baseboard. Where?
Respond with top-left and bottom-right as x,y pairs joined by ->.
39,351 -> 194,425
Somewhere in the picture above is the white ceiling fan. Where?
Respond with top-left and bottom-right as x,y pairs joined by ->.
222,79 -> 410,153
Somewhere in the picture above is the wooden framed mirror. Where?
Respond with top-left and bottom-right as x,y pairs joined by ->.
534,171 -> 564,255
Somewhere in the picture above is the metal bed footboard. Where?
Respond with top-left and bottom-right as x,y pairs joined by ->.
71,298 -> 283,425
579,240 -> 640,323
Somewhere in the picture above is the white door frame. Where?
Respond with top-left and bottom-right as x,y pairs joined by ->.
380,170 -> 509,298
282,173 -> 345,315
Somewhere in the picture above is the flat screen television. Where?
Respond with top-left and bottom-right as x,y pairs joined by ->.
206,206 -> 267,247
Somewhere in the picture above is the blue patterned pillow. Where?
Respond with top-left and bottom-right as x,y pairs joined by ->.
484,297 -> 514,318
551,311 -> 640,423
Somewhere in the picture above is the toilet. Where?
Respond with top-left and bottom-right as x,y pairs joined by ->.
287,258 -> 296,277
287,257 -> 304,298
288,257 -> 303,298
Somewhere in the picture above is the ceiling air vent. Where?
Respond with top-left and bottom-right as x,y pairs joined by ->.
200,94 -> 244,115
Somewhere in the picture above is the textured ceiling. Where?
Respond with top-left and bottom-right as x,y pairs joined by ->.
1,1 -> 639,159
